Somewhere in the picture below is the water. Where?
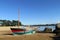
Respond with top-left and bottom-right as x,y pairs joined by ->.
22,25 -> 56,31
37,26 -> 55,31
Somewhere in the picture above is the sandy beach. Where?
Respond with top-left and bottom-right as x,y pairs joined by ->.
0,27 -> 55,40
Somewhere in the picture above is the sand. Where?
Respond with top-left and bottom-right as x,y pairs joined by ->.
0,27 -> 55,40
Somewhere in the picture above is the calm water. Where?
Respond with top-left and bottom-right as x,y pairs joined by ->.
37,26 -> 55,31
22,25 -> 56,31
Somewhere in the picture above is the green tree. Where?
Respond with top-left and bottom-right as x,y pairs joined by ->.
0,20 -> 22,26
11,20 -> 22,26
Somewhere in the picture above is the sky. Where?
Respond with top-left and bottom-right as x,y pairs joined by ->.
0,0 -> 60,25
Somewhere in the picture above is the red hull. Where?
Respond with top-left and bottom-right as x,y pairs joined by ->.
11,28 -> 26,32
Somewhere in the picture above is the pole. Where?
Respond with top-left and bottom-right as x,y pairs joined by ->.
18,8 -> 20,28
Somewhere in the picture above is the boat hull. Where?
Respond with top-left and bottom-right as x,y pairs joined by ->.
11,28 -> 35,35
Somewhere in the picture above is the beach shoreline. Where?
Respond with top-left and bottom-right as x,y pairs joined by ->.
0,27 -> 55,40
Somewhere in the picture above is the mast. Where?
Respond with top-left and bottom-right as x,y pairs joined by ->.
18,8 -> 20,28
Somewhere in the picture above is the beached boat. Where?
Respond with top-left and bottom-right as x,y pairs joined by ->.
10,8 -> 35,35
11,28 -> 35,35
11,28 -> 25,35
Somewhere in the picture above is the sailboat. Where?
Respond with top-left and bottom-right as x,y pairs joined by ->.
10,8 -> 35,35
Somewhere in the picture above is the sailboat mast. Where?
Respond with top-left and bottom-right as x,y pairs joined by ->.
18,8 -> 20,28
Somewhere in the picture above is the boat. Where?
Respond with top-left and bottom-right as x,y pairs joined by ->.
11,27 -> 35,35
11,28 -> 26,35
10,8 -> 35,35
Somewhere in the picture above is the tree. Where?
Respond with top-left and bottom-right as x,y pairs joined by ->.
11,20 -> 22,26
0,20 -> 22,26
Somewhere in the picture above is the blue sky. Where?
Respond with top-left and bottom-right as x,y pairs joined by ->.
0,0 -> 60,25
